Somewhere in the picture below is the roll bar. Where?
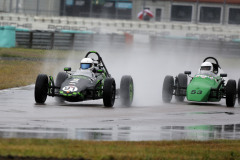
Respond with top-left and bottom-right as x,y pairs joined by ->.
203,57 -> 221,68
85,51 -> 110,77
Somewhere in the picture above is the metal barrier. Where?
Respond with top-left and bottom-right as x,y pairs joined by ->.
149,35 -> 240,53
2,13 -> 240,39
15,31 -> 127,50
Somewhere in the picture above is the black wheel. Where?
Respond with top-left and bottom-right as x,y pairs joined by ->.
162,75 -> 174,103
120,75 -> 134,106
175,73 -> 187,102
226,79 -> 236,107
55,72 -> 68,102
103,78 -> 116,107
35,74 -> 48,104
238,79 -> 240,105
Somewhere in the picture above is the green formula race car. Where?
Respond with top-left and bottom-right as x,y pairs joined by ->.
34,51 -> 134,107
162,57 -> 239,107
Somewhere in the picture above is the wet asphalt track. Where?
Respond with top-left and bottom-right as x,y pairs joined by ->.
0,85 -> 240,141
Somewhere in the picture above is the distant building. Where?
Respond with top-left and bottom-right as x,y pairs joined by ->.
0,0 -> 240,25
136,0 -> 240,25
60,0 -> 132,19
0,0 -> 60,16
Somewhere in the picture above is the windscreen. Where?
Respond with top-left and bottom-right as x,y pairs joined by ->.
73,69 -> 94,78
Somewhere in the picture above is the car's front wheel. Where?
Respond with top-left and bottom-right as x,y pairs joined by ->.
103,78 -> 116,107
55,72 -> 68,103
226,79 -> 236,107
162,75 -> 174,103
175,73 -> 187,102
120,75 -> 134,107
238,79 -> 240,105
35,74 -> 48,104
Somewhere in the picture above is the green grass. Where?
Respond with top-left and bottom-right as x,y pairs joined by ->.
0,48 -> 81,59
0,48 -> 84,89
0,60 -> 44,89
0,139 -> 240,160
1,53 -> 23,58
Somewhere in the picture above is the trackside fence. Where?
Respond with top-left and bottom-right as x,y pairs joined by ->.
16,31 -> 128,50
149,35 -> 240,53
14,29 -> 240,53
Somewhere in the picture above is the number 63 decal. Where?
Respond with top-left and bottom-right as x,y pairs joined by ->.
191,90 -> 202,94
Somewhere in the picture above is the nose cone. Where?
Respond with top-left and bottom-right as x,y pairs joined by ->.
187,84 -> 211,102
60,76 -> 93,94
186,76 -> 216,102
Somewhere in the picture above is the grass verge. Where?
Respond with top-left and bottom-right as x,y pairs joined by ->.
0,48 -> 82,90
0,48 -> 67,59
0,139 -> 240,160
0,60 -> 43,89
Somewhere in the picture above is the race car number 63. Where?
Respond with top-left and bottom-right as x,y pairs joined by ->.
191,90 -> 202,94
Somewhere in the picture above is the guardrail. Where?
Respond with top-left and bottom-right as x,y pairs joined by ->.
1,13 -> 239,50
2,13 -> 240,36
16,31 -> 128,50
149,35 -> 240,54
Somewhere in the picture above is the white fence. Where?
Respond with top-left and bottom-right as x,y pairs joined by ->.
1,13 -> 240,42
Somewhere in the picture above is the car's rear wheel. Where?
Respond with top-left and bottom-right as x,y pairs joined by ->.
35,74 -> 48,104
238,79 -> 240,105
175,73 -> 187,102
226,79 -> 236,107
162,75 -> 174,103
55,72 -> 68,102
120,75 -> 134,107
103,78 -> 116,107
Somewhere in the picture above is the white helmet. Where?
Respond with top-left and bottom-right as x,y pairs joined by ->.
200,62 -> 213,72
80,58 -> 93,69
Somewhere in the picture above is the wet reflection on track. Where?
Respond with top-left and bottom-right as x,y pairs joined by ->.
0,124 -> 240,141
0,127 -> 68,139
160,124 -> 240,140
1,85 -> 240,141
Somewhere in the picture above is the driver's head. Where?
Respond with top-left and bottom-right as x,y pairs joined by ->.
80,58 -> 93,70
200,62 -> 213,72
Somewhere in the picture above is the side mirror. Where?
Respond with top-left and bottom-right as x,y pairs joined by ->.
97,69 -> 104,73
184,71 -> 191,75
64,67 -> 71,72
220,73 -> 227,77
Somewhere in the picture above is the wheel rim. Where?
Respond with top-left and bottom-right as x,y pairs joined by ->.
129,82 -> 133,102
111,83 -> 116,105
162,77 -> 173,102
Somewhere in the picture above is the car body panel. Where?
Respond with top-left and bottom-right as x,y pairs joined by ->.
58,70 -> 105,102
187,74 -> 222,102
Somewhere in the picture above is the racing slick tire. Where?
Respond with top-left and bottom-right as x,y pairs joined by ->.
162,75 -> 174,103
226,79 -> 236,107
238,79 -> 240,105
120,75 -> 134,107
175,73 -> 187,102
103,78 -> 116,107
55,72 -> 68,102
35,74 -> 48,104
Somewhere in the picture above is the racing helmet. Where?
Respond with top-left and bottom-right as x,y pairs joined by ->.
200,62 -> 213,72
80,58 -> 94,69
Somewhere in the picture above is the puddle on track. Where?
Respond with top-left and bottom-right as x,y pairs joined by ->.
0,124 -> 240,141
1,85 -> 240,141
169,111 -> 236,116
